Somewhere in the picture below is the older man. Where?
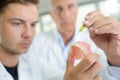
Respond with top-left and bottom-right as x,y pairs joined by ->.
29,0 -> 120,80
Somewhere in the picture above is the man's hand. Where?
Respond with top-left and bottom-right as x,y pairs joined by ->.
64,53 -> 102,80
84,10 -> 120,66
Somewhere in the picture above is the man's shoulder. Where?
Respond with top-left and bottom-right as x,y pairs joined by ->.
35,29 -> 56,40
41,30 -> 55,38
31,29 -> 57,47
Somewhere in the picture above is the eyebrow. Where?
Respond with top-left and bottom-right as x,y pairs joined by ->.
8,18 -> 24,22
32,21 -> 39,24
54,5 -> 62,10
8,18 -> 39,23
69,3 -> 74,6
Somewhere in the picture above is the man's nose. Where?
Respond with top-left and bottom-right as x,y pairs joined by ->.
22,25 -> 34,39
61,9 -> 70,20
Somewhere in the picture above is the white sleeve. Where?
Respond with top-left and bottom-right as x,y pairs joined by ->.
107,66 -> 120,80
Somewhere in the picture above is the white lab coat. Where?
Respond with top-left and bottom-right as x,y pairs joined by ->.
0,54 -> 43,80
28,29 -> 117,80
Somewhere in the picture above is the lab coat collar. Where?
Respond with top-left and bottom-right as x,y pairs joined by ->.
54,29 -> 77,47
0,62 -> 14,80
53,29 -> 77,60
0,55 -> 30,73
0,55 -> 31,80
0,62 -> 8,76
18,54 -> 30,70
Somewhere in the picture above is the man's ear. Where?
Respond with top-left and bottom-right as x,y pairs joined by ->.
49,11 -> 54,20
0,16 -> 2,43
0,35 -> 2,44
0,25 -> 2,44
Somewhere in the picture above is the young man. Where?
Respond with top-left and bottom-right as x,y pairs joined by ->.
0,0 -> 40,80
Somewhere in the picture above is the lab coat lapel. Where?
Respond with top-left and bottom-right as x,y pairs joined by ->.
51,30 -> 66,68
0,62 -> 13,80
18,56 -> 32,80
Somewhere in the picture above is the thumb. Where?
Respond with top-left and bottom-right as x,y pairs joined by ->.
66,53 -> 74,73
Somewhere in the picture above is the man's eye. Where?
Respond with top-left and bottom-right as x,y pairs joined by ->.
68,4 -> 74,9
12,22 -> 21,26
31,23 -> 37,27
56,7 -> 62,12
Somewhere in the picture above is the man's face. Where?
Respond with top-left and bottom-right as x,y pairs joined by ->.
0,3 -> 39,55
50,0 -> 78,34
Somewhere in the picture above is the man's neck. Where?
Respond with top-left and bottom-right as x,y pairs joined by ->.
0,48 -> 19,67
61,31 -> 74,46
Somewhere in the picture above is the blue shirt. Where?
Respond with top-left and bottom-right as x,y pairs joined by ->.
56,30 -> 76,60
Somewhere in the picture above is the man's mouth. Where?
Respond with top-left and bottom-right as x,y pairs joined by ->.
20,42 -> 31,48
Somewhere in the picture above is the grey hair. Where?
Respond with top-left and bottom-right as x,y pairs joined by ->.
49,0 -> 78,11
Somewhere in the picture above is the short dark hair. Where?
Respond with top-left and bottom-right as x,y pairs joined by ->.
0,0 -> 39,15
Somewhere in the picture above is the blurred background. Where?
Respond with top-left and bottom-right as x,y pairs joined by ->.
36,0 -> 120,33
